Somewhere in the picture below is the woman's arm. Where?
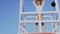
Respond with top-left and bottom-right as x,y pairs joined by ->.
33,0 -> 37,7
41,0 -> 45,7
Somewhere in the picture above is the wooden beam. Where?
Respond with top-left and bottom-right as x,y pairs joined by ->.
25,32 -> 56,34
21,11 -> 57,14
20,20 -> 60,23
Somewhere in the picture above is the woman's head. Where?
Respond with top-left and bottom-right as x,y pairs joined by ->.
35,0 -> 43,5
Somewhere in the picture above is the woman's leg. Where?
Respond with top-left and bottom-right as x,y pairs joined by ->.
35,14 -> 39,32
41,14 -> 46,32
34,23 -> 38,32
35,14 -> 46,32
36,14 -> 39,20
42,23 -> 46,32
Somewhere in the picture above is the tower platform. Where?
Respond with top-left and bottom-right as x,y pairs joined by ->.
25,32 -> 56,34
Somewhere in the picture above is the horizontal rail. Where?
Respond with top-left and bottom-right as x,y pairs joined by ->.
20,20 -> 60,23
21,11 -> 58,14
20,32 -> 56,34
25,16 -> 52,18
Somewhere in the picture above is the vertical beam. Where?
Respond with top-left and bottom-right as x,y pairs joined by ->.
20,0 -> 23,31
18,23 -> 20,34
54,0 -> 60,32
18,0 -> 23,34
52,22 -> 55,32
55,0 -> 59,12
51,0 -> 60,32
55,0 -> 59,19
20,0 -> 23,13
55,0 -> 60,20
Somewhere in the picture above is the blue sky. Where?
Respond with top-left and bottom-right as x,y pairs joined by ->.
0,0 -> 19,34
0,0 -> 60,34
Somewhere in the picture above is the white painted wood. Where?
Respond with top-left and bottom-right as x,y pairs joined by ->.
20,32 -> 26,34
20,20 -> 39,23
25,32 -> 56,34
56,32 -> 60,34
21,11 -> 57,14
25,16 -> 52,18
55,25 -> 60,31
18,0 -> 24,34
55,0 -> 59,12
20,26 -> 27,33
25,16 -> 35,18
20,20 -> 60,23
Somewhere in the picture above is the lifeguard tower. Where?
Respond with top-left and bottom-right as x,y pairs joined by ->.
18,0 -> 60,34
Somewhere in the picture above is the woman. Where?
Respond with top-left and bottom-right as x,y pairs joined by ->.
33,0 -> 45,12
33,0 -> 45,32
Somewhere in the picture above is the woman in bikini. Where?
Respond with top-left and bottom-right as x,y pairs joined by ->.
33,0 -> 46,32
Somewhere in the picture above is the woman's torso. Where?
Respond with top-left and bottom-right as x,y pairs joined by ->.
33,0 -> 44,12
36,6 -> 43,12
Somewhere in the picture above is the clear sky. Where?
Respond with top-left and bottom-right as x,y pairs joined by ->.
0,0 -> 19,34
0,0 -> 60,34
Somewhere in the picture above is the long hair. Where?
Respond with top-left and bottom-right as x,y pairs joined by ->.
35,0 -> 43,5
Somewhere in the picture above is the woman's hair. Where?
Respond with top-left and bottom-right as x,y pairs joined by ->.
35,0 -> 43,5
